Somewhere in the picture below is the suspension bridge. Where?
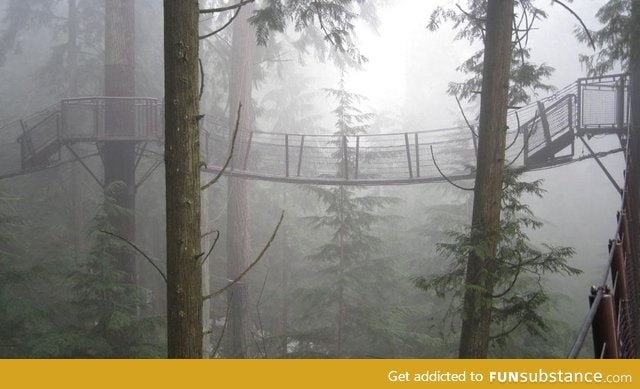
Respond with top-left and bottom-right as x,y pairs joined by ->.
0,73 -> 637,358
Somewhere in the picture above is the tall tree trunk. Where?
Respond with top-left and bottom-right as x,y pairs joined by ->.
458,0 -> 513,358
103,0 -> 137,290
67,0 -> 84,262
164,0 -> 203,358
225,3 -> 255,358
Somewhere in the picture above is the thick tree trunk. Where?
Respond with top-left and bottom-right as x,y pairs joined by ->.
164,0 -> 203,358
225,4 -> 255,358
458,0 -> 513,358
103,0 -> 137,285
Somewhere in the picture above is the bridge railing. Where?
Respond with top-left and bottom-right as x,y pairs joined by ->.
567,108 -> 639,359
61,97 -> 163,142
577,73 -> 629,136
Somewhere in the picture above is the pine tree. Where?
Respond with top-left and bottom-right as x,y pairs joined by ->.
294,75 -> 400,356
32,183 -> 164,357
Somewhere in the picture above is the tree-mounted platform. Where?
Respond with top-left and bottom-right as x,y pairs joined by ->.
1,74 -> 629,185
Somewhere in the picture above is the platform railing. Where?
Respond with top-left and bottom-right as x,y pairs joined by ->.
567,107 -> 638,359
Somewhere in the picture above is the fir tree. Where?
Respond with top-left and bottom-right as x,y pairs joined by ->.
293,74 -> 401,356
33,183 -> 164,357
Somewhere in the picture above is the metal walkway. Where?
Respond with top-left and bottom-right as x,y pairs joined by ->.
0,74 -> 629,185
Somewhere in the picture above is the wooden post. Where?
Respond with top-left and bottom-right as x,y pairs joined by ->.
611,239 -> 629,303
590,288 -> 620,358
297,135 -> 305,176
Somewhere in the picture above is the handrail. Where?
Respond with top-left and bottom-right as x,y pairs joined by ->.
567,87 -> 633,358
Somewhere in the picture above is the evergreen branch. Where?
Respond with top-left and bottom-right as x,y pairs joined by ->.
199,0 -> 255,14
99,230 -> 167,283
199,6 -> 243,40
203,210 -> 285,301
202,103 -> 243,190
430,145 -> 474,191
491,258 -> 522,299
551,0 -> 595,50
489,318 -> 525,340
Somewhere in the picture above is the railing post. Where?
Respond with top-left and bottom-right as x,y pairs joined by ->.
590,286 -> 619,358
404,132 -> 413,179
611,239 -> 630,303
285,134 -> 290,177
415,133 -> 420,178
617,76 -> 626,131
577,79 -> 583,132
297,135 -> 305,177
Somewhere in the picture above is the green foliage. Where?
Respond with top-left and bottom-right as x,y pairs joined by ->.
428,1 -> 556,106
286,77 -> 418,357
34,183 -> 165,357
576,0 -> 632,75
413,168 -> 580,351
0,0 -> 104,96
250,0 -> 379,67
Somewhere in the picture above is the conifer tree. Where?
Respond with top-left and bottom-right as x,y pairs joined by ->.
297,74 -> 399,356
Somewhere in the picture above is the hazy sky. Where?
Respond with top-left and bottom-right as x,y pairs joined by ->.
340,0 -> 607,129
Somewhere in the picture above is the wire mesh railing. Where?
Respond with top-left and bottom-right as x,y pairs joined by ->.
567,79 -> 638,359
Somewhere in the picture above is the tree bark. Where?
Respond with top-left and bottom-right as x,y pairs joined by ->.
103,0 -> 137,286
225,3 -> 256,358
164,0 -> 203,358
458,0 -> 513,358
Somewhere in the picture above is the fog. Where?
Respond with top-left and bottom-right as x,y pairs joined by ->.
0,0 -> 629,358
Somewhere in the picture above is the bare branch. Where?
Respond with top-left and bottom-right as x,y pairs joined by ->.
430,145 -> 475,191
551,0 -> 595,50
507,111 -> 534,167
505,111 -> 521,151
203,210 -> 285,301
254,270 -> 270,358
198,57 -> 205,101
198,230 -> 221,269
200,0 -> 255,14
99,230 -> 167,283
454,94 -> 478,138
199,6 -> 243,40
211,292 -> 233,357
202,104 -> 243,190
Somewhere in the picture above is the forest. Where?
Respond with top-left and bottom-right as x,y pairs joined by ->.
0,0 -> 639,359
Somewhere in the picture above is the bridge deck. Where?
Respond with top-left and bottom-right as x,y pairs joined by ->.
0,74 -> 629,185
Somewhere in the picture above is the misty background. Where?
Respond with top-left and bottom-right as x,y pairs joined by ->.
0,0 -> 625,358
